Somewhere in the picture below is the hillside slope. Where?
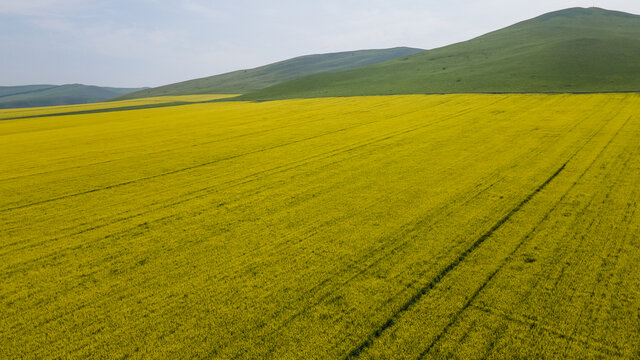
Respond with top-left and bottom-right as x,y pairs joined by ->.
240,7 -> 640,100
115,47 -> 423,100
0,84 -> 145,109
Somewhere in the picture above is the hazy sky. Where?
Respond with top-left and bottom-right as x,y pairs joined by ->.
2,0 -> 639,88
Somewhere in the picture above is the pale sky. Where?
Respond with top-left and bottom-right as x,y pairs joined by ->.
1,0 -> 639,88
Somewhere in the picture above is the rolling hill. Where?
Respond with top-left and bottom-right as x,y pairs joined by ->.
114,47 -> 423,100
239,7 -> 640,100
0,84 -> 145,109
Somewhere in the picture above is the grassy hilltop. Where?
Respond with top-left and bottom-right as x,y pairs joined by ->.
240,7 -> 640,100
115,47 -> 423,100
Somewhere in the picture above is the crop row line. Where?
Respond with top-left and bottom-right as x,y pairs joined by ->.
253,96 -> 593,358
343,109 -> 630,359
417,114 -> 634,358
0,102 -> 390,183
1,99 -> 463,256
472,304 -> 624,358
0,116 -> 388,212
344,162 -> 569,359
2,94 -> 479,212
2,95 -> 502,261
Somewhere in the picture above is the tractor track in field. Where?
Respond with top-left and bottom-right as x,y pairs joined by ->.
230,111 -> 569,354
474,163 -> 637,359
511,125 -> 640,314
417,114 -> 634,359
251,174 -> 514,358
342,109 -> 630,359
253,175 -> 507,352
344,160 -> 568,359
330,95 -> 601,320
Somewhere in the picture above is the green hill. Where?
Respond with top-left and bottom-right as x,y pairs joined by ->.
0,84 -> 145,109
0,85 -> 57,98
239,7 -> 640,100
115,47 -> 423,100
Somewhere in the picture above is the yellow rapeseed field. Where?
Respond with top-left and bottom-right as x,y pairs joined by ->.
1,94 -> 638,359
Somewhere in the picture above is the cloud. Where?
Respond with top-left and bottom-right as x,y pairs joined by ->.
181,0 -> 229,22
86,25 -> 186,60
0,0 -> 83,16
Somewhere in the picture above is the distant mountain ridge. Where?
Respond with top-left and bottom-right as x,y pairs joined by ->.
238,7 -> 640,100
115,47 -> 423,100
0,84 -> 146,109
